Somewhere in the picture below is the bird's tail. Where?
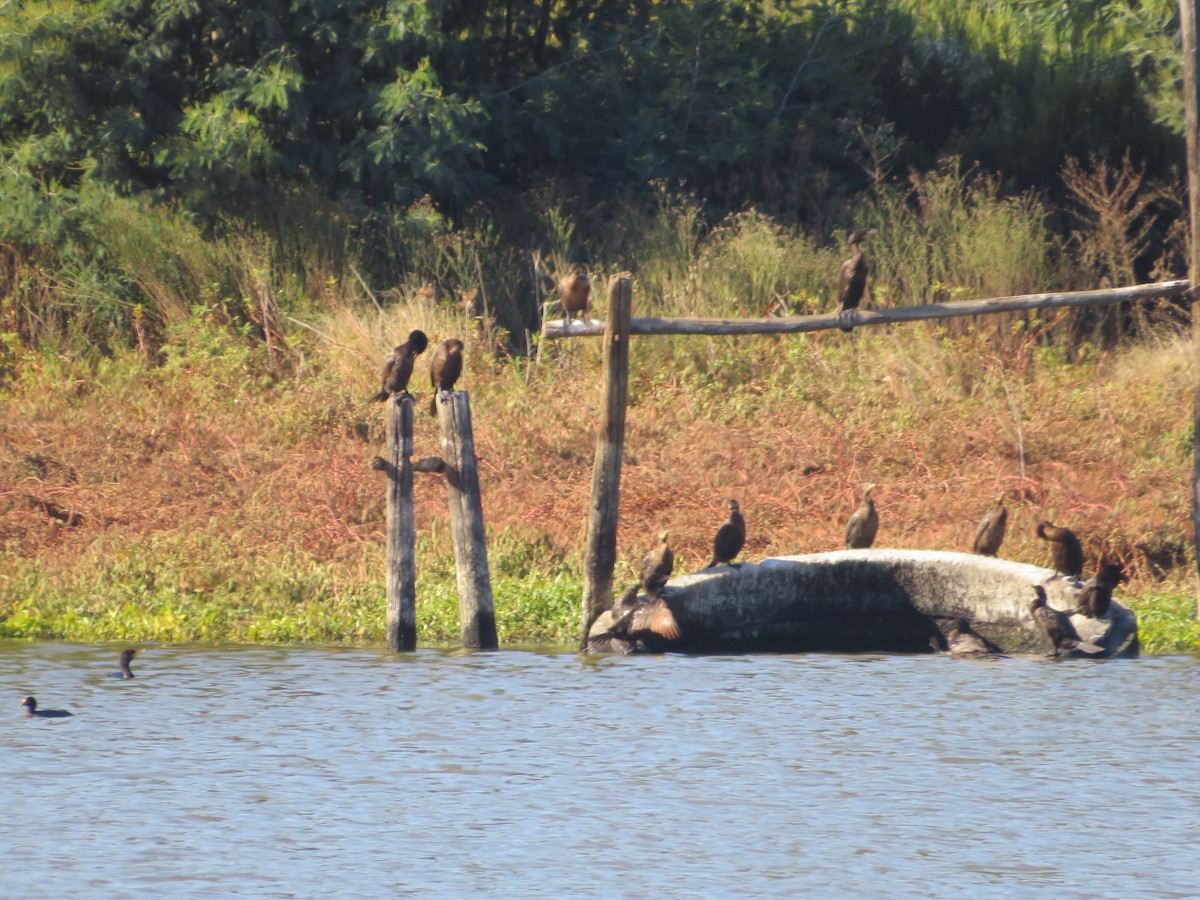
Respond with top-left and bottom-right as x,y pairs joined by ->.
429,392 -> 438,417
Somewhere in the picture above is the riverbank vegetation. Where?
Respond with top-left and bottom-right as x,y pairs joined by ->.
1,1 -> 1197,652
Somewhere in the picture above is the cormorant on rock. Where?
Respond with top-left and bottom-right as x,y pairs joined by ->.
428,338 -> 465,417
558,264 -> 591,324
706,499 -> 746,569
944,617 -> 1005,659
109,648 -> 137,679
588,584 -> 681,651
641,530 -> 674,598
1035,520 -> 1084,579
972,493 -> 1008,557
845,483 -> 879,550
836,229 -> 873,332
1073,563 -> 1126,619
1029,585 -> 1080,655
20,696 -> 72,718
370,329 -> 429,402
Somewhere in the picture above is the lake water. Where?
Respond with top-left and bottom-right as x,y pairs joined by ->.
3,640 -> 1197,898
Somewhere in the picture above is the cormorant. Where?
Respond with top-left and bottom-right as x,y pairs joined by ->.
944,617 -> 1004,659
428,338 -> 465,417
845,483 -> 879,550
972,493 -> 1008,557
20,696 -> 72,718
706,499 -> 746,568
370,329 -> 429,402
836,229 -> 873,332
1073,563 -> 1126,619
1035,520 -> 1084,579
558,264 -> 591,324
641,530 -> 674,598
109,648 -> 137,679
1029,585 -> 1079,655
588,584 -> 681,651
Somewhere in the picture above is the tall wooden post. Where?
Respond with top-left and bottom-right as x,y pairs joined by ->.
437,390 -> 498,649
580,276 -> 633,645
1182,0 -> 1200,614
385,396 -> 417,651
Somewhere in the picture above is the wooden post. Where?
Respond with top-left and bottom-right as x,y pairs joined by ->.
436,390 -> 498,649
580,276 -> 633,645
1183,0 -> 1200,614
385,395 -> 417,651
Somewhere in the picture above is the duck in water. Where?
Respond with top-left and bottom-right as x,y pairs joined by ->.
20,696 -> 72,718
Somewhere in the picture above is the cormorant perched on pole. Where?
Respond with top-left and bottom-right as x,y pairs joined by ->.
972,493 -> 1008,557
836,229 -> 873,332
558,264 -> 591,324
1035,520 -> 1084,579
428,338 -> 465,417
1029,585 -> 1079,655
845,483 -> 879,549
1073,563 -> 1126,618
641,530 -> 674,598
370,329 -> 429,402
706,499 -> 745,569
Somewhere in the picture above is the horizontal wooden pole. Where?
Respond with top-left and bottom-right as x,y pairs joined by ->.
540,280 -> 1190,339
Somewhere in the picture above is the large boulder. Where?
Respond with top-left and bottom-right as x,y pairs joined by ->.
586,549 -> 1137,657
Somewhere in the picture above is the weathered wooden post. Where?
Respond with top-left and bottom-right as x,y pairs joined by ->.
384,395 -> 417,651
1182,0 -> 1200,614
436,390 -> 499,649
580,275 -> 633,645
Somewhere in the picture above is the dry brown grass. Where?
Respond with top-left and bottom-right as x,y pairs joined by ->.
2,306 -> 1193,614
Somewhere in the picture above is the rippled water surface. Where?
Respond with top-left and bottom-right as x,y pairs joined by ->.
3,640 -> 1197,898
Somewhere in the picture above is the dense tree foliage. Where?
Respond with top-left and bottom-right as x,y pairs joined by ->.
0,0 -> 1186,352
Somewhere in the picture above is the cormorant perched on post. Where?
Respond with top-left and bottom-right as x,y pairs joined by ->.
706,499 -> 745,568
109,648 -> 137,679
845,483 -> 879,549
1029,585 -> 1079,655
20,696 -> 72,718
836,229 -> 873,332
944,617 -> 1003,659
641,530 -> 674,598
370,329 -> 429,402
428,338 -> 465,417
1073,563 -> 1126,618
1035,520 -> 1084,579
972,493 -> 1008,557
558,264 -> 591,324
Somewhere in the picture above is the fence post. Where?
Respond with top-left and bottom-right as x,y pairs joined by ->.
1182,0 -> 1200,615
437,390 -> 499,649
580,275 -> 633,645
384,395 -> 417,651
